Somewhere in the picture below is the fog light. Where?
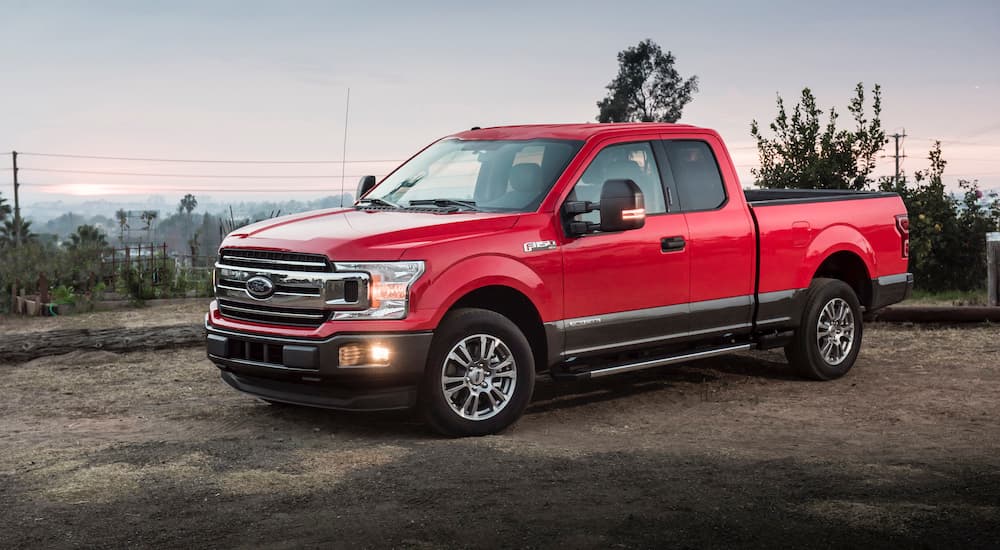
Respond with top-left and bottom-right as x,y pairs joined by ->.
370,345 -> 391,363
339,344 -> 364,366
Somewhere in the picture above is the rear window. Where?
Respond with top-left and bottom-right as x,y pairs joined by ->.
663,140 -> 726,212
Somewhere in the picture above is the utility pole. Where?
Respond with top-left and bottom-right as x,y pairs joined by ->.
890,131 -> 907,185
11,151 -> 20,247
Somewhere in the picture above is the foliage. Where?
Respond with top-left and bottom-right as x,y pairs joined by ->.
50,285 -> 77,305
66,224 -> 109,252
115,209 -> 129,244
0,191 -> 11,221
879,142 -> 1000,291
597,39 -> 699,124
0,217 -> 36,248
178,194 -> 198,215
751,83 -> 886,190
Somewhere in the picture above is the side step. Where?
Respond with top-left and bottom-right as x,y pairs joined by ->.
551,343 -> 753,381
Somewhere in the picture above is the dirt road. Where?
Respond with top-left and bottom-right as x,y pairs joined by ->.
2,324 -> 998,548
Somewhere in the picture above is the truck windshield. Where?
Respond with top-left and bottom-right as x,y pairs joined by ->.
367,138 -> 582,212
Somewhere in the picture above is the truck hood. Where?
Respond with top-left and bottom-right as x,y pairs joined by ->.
220,207 -> 521,261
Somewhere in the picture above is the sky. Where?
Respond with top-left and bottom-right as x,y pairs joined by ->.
2,0 -> 998,214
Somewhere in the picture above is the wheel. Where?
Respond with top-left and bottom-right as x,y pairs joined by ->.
420,308 -> 535,436
784,278 -> 863,381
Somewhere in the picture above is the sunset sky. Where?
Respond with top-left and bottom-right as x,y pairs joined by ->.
2,0 -> 998,210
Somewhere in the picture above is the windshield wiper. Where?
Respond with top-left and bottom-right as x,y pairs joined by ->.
408,199 -> 480,211
355,197 -> 401,209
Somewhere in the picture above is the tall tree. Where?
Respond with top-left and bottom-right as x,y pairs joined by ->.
597,39 -> 699,123
0,218 -> 35,248
0,192 -> 11,222
115,209 -> 130,244
180,194 -> 198,215
66,224 -> 109,252
750,83 -> 886,190
140,210 -> 158,241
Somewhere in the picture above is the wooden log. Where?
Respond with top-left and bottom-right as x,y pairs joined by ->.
0,323 -> 205,363
869,306 -> 1000,323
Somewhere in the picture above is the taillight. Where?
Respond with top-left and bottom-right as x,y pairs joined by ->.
895,214 -> 909,258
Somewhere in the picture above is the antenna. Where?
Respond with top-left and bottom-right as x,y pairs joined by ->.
339,88 -> 351,207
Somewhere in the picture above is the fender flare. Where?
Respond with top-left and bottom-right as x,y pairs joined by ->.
802,224 -> 876,284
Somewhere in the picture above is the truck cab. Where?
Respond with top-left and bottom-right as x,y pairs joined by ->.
206,123 -> 912,436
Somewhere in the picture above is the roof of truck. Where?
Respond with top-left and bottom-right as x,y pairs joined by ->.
449,123 -> 706,142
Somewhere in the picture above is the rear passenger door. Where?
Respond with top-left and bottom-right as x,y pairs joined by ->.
656,136 -> 756,338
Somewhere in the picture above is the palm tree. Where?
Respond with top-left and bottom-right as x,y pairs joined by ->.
66,224 -> 109,252
140,210 -> 158,241
180,194 -> 198,216
115,209 -> 130,244
0,218 -> 35,248
0,192 -> 11,222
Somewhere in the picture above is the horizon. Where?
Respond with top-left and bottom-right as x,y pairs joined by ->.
2,0 -> 998,214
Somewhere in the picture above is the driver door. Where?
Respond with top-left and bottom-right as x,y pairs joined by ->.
560,138 -> 690,357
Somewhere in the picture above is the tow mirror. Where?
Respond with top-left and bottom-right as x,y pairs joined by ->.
599,179 -> 645,232
564,179 -> 645,236
356,175 -> 377,200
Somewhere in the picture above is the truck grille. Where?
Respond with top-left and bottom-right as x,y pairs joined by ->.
219,248 -> 331,272
217,299 -> 329,328
214,248 -> 370,329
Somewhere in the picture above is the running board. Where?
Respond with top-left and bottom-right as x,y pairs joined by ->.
552,344 -> 753,381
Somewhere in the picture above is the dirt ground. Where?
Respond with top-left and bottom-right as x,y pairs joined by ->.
0,299 -> 210,335
1,324 -> 999,548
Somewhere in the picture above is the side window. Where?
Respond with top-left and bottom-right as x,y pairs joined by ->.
663,140 -> 726,211
568,142 -> 666,224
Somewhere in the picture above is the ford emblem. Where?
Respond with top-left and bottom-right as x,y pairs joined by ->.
245,276 -> 276,299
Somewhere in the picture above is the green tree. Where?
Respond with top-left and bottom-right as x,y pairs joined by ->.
179,194 -> 198,215
115,209 -> 130,244
879,143 -> 1000,291
140,210 -> 158,241
0,218 -> 35,248
751,83 -> 886,190
0,192 -> 11,222
66,224 -> 109,252
597,39 -> 699,123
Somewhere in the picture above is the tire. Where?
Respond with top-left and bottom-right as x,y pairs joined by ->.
420,308 -> 535,437
261,399 -> 294,407
784,278 -> 864,381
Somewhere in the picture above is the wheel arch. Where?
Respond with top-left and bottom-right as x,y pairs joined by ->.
447,285 -> 550,372
812,250 -> 873,308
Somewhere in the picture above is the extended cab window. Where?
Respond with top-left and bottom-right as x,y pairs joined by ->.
568,142 -> 666,224
371,139 -> 581,212
663,140 -> 726,212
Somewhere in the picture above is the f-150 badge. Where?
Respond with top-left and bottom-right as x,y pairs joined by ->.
523,240 -> 558,253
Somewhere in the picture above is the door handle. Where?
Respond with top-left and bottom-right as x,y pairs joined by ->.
661,236 -> 686,252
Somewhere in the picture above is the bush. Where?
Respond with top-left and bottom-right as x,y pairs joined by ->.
880,143 -> 1000,291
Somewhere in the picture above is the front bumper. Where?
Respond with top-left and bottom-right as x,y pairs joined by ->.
206,319 -> 434,411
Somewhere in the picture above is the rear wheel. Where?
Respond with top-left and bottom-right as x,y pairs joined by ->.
785,278 -> 863,380
420,308 -> 535,436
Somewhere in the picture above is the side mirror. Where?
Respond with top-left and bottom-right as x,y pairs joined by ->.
599,179 -> 645,232
356,175 -> 377,200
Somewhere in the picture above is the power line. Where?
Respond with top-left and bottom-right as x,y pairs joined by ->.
908,137 -> 1000,147
17,151 -> 404,164
19,182 -> 356,193
18,167 -> 372,179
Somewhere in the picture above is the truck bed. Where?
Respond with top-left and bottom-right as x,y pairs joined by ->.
745,188 -> 897,206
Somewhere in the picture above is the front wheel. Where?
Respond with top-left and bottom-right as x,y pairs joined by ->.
420,308 -> 535,436
785,278 -> 863,381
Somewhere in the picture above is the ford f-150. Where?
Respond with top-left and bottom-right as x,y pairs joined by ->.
206,123 -> 912,436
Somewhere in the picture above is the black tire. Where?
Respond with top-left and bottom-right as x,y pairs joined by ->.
785,278 -> 864,381
420,308 -> 535,437
261,399 -> 294,407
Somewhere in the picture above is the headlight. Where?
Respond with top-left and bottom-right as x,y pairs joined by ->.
332,261 -> 425,320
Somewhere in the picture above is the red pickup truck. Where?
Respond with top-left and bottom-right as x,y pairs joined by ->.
206,123 -> 911,436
